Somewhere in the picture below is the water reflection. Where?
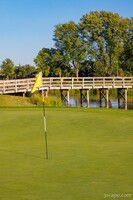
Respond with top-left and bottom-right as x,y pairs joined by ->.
69,97 -> 133,110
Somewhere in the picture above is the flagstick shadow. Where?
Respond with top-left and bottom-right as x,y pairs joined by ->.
0,147 -> 47,159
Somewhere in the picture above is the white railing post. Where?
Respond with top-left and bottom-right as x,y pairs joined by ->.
72,78 -> 74,89
15,80 -> 17,92
103,77 -> 105,87
61,77 -> 63,88
82,77 -> 84,88
3,81 -> 5,93
50,78 -> 52,88
122,77 -> 125,88
27,79 -> 30,91
113,77 -> 115,88
93,78 -> 95,88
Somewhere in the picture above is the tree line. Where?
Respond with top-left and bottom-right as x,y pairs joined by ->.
0,11 -> 133,79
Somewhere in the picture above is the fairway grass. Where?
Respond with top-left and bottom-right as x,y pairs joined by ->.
0,108 -> 133,200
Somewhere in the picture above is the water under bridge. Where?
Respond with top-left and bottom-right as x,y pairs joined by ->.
0,77 -> 132,109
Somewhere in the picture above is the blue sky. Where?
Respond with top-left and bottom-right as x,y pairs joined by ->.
0,0 -> 133,66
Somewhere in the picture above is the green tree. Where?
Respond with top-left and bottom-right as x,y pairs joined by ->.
79,61 -> 95,77
34,48 -> 71,77
50,48 -> 71,77
79,11 -> 130,76
1,58 -> 15,79
34,48 -> 51,76
120,17 -> 133,76
54,21 -> 87,78
15,64 -> 36,78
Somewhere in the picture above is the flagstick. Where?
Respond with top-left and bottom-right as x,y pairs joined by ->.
42,90 -> 49,159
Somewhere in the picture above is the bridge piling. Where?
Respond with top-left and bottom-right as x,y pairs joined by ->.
99,89 -> 109,108
80,89 -> 90,108
117,88 -> 128,110
44,89 -> 49,97
60,89 -> 70,106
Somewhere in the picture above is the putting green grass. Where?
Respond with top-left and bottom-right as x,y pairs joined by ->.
0,108 -> 133,200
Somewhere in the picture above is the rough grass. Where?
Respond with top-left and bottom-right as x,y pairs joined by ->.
0,108 -> 133,200
0,95 -> 63,107
0,95 -> 33,106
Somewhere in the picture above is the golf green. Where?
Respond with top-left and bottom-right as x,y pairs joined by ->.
0,108 -> 133,200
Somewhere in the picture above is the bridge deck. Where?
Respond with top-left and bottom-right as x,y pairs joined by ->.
0,77 -> 132,94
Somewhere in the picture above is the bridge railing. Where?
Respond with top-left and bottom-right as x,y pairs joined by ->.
0,78 -> 35,94
0,77 -> 132,94
42,77 -> 133,89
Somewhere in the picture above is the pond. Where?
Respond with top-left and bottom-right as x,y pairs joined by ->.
68,96 -> 133,110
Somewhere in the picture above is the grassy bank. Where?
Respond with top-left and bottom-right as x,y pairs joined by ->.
0,95 -> 33,106
0,107 -> 133,200
0,95 -> 63,107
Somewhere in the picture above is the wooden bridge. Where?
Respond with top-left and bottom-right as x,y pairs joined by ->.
0,77 -> 133,109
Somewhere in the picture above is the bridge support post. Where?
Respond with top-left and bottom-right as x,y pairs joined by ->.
60,89 -> 70,106
117,88 -> 128,110
80,89 -> 90,107
99,89 -> 109,108
40,89 -> 49,97
44,90 -> 49,97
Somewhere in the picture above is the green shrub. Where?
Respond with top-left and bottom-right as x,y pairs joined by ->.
30,93 -> 63,107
